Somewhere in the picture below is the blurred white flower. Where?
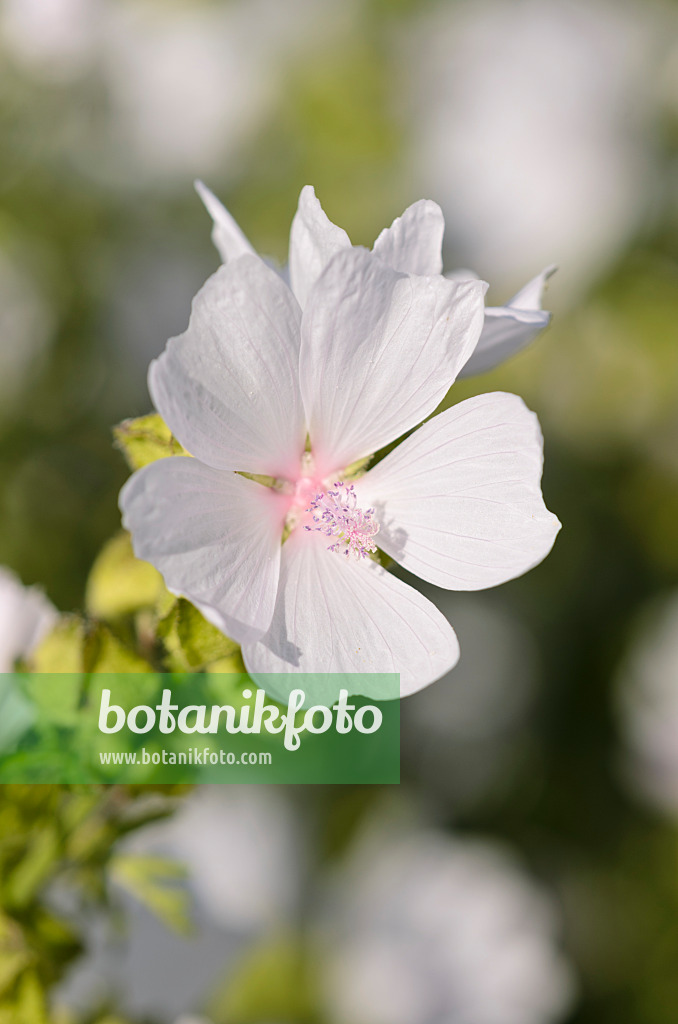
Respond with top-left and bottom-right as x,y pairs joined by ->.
617,591 -> 678,816
0,0 -> 102,78
321,820 -> 575,1024
101,2 -> 261,182
0,567 -> 56,754
405,0 -> 660,302
0,566 -> 57,672
199,181 -> 556,376
54,788 -> 304,1018
98,0 -> 356,184
0,250 -> 54,410
121,235 -> 559,693
136,786 -> 304,932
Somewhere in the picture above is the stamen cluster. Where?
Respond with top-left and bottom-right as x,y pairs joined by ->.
306,483 -> 379,560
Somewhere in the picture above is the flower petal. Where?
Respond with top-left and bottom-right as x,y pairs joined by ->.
445,268 -> 480,283
0,568 -> 57,673
371,199 -> 444,276
300,247 -> 487,477
241,529 -> 459,697
195,180 -> 256,263
288,185 -> 351,309
353,392 -> 561,590
149,254 -> 305,478
120,457 -> 288,643
460,266 -> 556,377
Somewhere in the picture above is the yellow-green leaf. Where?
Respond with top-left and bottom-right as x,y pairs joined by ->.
22,672 -> 82,729
159,599 -> 239,671
0,914 -> 31,998
83,624 -> 153,673
13,969 -> 47,1024
209,935 -> 319,1024
31,618 -> 84,674
113,412 -> 188,472
3,828 -> 59,911
109,853 -> 192,935
86,532 -> 164,619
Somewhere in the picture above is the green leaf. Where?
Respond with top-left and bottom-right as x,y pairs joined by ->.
205,668 -> 254,707
3,827 -> 59,911
13,969 -> 47,1024
341,453 -> 373,479
86,532 -> 165,619
21,672 -> 82,730
31,618 -> 84,674
209,935 -> 319,1024
0,678 -> 35,755
31,909 -> 81,968
0,914 -> 32,998
25,621 -> 85,727
113,413 -> 187,471
109,853 -> 192,935
83,624 -> 153,673
159,599 -> 240,671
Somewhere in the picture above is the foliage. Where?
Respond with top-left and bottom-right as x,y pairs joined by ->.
0,413 -> 247,1019
113,415 -> 188,474
0,785 -> 185,1024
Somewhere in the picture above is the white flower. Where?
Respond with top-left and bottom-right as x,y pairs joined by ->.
403,0 -> 659,301
197,181 -> 555,377
100,2 -> 266,182
0,566 -> 57,673
56,788 -> 301,1018
0,0 -> 101,79
320,820 -> 576,1024
124,786 -> 303,932
92,0 -> 360,185
0,567 -> 57,753
121,230 -> 560,694
617,591 -> 678,816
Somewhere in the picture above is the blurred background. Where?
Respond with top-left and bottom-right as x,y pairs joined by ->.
1,0 -> 678,1022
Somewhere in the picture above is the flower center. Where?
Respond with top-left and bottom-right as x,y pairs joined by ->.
305,482 -> 379,560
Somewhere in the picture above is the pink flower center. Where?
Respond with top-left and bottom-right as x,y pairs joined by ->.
305,482 -> 379,560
